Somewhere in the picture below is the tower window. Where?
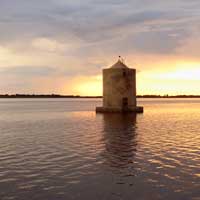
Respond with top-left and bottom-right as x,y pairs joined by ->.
123,70 -> 126,77
122,97 -> 128,110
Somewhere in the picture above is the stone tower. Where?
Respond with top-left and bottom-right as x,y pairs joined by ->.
96,58 -> 143,113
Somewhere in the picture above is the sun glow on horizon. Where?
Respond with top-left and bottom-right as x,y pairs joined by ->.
145,62 -> 200,81
68,75 -> 102,96
136,61 -> 200,95
68,61 -> 200,96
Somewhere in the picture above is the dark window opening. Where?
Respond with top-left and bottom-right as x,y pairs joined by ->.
122,97 -> 128,110
123,70 -> 126,77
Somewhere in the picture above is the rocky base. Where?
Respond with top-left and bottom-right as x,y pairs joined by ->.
96,106 -> 144,113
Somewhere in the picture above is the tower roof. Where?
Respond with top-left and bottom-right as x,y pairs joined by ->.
110,58 -> 129,69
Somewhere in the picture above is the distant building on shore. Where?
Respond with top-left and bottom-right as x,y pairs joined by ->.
96,57 -> 143,113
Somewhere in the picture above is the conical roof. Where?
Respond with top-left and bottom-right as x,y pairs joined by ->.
110,59 -> 129,69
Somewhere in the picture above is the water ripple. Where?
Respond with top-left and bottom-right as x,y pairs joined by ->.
0,99 -> 200,200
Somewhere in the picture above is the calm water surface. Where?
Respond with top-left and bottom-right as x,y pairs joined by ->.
0,98 -> 200,200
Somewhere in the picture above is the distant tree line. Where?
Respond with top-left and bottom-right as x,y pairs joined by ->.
137,95 -> 200,98
0,94 -> 200,98
0,94 -> 102,98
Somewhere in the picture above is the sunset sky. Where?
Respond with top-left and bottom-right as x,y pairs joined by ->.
0,0 -> 200,96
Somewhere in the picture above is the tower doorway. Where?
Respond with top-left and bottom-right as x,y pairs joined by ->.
122,97 -> 128,111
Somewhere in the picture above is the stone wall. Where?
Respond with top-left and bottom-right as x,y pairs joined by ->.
103,68 -> 136,108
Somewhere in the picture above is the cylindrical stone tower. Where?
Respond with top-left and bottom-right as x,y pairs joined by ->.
96,58 -> 143,113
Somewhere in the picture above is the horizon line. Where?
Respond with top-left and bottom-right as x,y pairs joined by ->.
0,94 -> 200,98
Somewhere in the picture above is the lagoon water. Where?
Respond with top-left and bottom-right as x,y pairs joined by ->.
0,98 -> 200,200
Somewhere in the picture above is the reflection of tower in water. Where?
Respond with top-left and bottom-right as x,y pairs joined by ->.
101,114 -> 137,170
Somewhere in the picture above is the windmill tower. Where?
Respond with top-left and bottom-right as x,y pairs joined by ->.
96,57 -> 143,113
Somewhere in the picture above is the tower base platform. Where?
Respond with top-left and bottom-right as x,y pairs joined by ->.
96,106 -> 143,113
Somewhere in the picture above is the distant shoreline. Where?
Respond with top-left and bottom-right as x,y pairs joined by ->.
0,94 -> 200,98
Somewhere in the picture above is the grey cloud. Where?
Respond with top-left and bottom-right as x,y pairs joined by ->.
2,0 -> 200,94
127,29 -> 188,54
0,63 -> 103,78
0,66 -> 57,77
0,0 -> 200,56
